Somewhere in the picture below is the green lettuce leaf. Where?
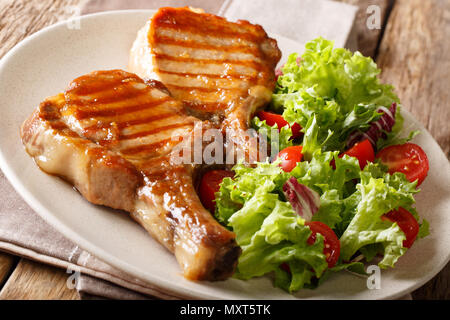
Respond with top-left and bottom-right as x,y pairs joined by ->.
230,199 -> 328,291
339,170 -> 418,268
214,37 -> 429,292
215,151 -> 424,292
216,161 -> 329,292
313,261 -> 368,288
215,161 -> 289,225
377,127 -> 421,150
272,37 -> 399,155
251,117 -> 293,157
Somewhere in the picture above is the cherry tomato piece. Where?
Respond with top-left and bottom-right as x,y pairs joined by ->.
305,221 -> 340,268
256,111 -> 302,139
376,143 -> 429,186
199,170 -> 234,212
382,207 -> 419,248
276,146 -> 303,172
280,263 -> 291,273
340,139 -> 375,169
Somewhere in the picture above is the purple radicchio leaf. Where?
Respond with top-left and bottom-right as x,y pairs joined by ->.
275,68 -> 283,81
346,103 -> 397,149
275,57 -> 302,80
282,177 -> 320,221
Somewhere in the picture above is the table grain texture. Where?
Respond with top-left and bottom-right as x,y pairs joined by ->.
0,0 -> 448,300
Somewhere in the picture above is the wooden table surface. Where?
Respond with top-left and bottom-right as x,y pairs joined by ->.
0,0 -> 449,300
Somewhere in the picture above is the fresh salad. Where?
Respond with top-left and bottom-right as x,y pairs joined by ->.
199,38 -> 430,293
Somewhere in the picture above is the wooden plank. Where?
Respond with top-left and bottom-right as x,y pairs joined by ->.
0,0 -> 85,300
338,0 -> 392,57
0,252 -> 17,287
0,259 -> 79,300
412,266 -> 450,300
377,0 -> 450,158
0,0 -> 86,59
376,0 -> 450,299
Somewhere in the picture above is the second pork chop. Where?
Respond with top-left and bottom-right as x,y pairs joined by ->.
129,7 -> 281,162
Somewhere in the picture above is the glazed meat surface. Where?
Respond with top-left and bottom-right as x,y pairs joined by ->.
129,7 -> 281,161
21,70 -> 240,281
21,8 -> 281,281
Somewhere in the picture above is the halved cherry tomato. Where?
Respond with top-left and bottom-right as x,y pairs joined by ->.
280,262 -> 291,273
340,139 -> 375,169
276,146 -> 303,172
280,221 -> 340,273
256,111 -> 302,139
305,221 -> 340,268
199,170 -> 234,213
382,207 -> 419,248
376,143 -> 429,186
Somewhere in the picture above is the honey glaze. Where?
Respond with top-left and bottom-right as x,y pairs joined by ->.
58,70 -> 196,158
21,5 -> 284,280
145,7 -> 281,116
153,7 -> 264,42
134,156 -> 240,280
30,71 -> 231,251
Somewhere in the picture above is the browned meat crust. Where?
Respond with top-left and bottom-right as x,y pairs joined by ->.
129,7 -> 281,162
21,70 -> 240,281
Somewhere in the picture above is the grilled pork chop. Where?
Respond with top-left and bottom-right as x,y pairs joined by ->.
21,70 -> 240,280
129,7 -> 281,162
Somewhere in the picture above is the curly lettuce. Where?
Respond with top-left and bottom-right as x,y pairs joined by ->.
251,117 -> 293,157
263,37 -> 401,154
216,161 -> 328,292
214,37 -> 429,293
215,150 -> 428,292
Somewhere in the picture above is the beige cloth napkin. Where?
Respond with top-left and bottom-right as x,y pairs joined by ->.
0,0 -> 379,300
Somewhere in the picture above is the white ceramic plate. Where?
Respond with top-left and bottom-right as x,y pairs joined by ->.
0,10 -> 449,300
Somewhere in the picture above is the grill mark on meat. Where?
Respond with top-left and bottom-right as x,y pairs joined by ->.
155,21 -> 261,42
154,35 -> 262,56
48,121 -> 69,131
67,74 -> 142,96
154,53 -> 265,71
22,68 -> 241,281
156,27 -> 257,48
153,8 -> 263,42
78,110 -> 178,135
182,101 -> 229,112
70,97 -> 172,119
156,69 -> 257,82
164,83 -> 245,93
154,43 -> 263,63
119,138 -> 174,155
84,112 -> 175,131
129,7 -> 280,122
167,87 -> 238,107
120,122 -> 194,140
156,59 -> 258,77
61,71 -> 195,156
155,74 -> 252,92
67,86 -> 151,106
65,88 -> 170,111
65,93 -> 172,115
